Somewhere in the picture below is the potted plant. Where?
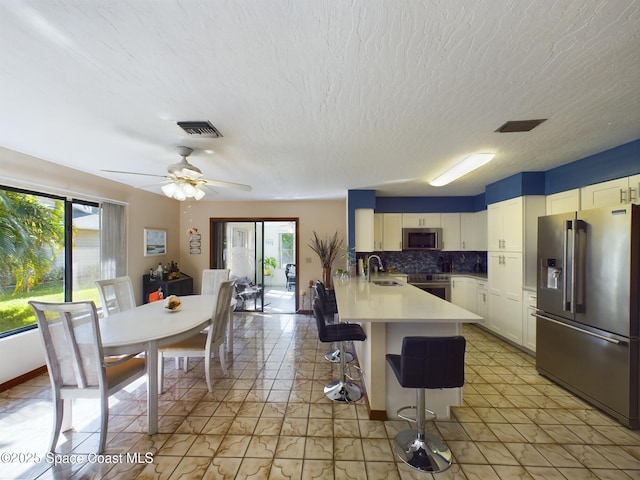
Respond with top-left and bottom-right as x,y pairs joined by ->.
308,230 -> 343,288
263,256 -> 277,276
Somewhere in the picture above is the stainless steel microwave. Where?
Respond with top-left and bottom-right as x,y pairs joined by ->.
402,228 -> 443,250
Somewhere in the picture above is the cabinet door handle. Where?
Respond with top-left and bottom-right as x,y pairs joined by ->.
621,188 -> 627,204
630,187 -> 637,203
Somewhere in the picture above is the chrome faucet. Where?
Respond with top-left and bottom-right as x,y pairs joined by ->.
367,255 -> 384,281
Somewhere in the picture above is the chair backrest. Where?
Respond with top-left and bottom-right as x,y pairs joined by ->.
29,300 -> 106,391
201,269 -> 230,295
400,336 -> 466,389
95,276 -> 136,316
315,280 -> 328,303
312,298 -> 328,341
285,264 -> 296,277
206,280 -> 235,354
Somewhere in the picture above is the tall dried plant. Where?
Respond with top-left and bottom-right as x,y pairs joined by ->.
308,231 -> 344,268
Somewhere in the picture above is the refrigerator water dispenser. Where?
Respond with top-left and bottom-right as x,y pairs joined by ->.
544,259 -> 561,290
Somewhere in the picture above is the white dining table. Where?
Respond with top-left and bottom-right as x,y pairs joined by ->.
99,294 -> 233,435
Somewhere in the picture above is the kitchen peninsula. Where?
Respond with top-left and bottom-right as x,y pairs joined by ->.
333,275 -> 484,420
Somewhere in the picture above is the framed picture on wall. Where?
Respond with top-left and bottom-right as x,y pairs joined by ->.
144,228 -> 167,256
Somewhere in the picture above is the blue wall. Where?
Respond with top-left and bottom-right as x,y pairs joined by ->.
545,140 -> 640,195
347,138 -> 640,250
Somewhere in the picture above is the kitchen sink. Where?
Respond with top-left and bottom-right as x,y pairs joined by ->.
372,280 -> 402,286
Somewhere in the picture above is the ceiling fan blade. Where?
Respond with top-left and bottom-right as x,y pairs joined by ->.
101,169 -> 168,179
203,179 -> 252,191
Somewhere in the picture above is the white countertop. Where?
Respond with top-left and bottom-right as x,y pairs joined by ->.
332,275 -> 484,324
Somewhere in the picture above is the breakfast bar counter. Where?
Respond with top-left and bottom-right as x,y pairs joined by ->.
332,275 -> 484,420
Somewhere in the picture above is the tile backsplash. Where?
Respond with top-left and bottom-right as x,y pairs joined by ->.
357,250 -> 487,274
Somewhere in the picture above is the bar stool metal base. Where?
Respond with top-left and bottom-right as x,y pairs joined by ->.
323,379 -> 363,402
393,429 -> 452,473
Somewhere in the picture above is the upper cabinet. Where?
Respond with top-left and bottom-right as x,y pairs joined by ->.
488,197 -> 524,252
460,210 -> 487,251
373,213 -> 402,251
402,213 -> 441,228
355,208 -> 374,252
581,175 -> 640,209
440,213 -> 461,251
373,214 -> 384,251
382,214 -> 403,251
546,189 -> 580,215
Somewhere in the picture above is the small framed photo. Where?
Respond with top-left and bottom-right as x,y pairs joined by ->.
144,228 -> 167,256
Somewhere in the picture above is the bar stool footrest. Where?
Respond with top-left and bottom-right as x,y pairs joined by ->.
324,349 -> 354,363
396,406 -> 437,423
345,364 -> 364,382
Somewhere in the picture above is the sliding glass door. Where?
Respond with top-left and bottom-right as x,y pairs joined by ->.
212,220 -> 265,312
211,219 -> 298,313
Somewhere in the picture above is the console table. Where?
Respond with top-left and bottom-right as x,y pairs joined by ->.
142,273 -> 193,304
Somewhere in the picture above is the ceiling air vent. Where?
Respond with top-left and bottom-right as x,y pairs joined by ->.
177,121 -> 223,138
495,119 -> 546,133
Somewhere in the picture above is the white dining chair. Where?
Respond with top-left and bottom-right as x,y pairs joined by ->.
29,300 -> 146,453
158,280 -> 235,393
201,268 -> 230,295
95,276 -> 136,316
171,268 -> 231,371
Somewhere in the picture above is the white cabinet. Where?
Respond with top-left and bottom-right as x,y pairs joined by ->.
451,276 -> 477,313
581,176 -> 640,209
546,189 -> 580,215
382,214 -> 403,251
523,290 -> 537,352
631,174 -> 640,205
402,213 -> 441,228
488,252 -> 523,344
461,210 -> 487,250
373,214 -> 384,251
441,213 -> 461,251
488,197 -> 524,252
373,213 -> 402,251
476,280 -> 488,320
355,209 -> 374,252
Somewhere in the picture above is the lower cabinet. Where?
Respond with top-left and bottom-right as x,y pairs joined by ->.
523,290 -> 537,352
488,252 -> 523,344
451,276 -> 477,313
476,280 -> 488,320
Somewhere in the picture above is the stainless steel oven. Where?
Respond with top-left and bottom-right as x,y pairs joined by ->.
407,273 -> 451,301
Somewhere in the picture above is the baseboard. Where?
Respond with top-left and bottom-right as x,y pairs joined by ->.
0,366 -> 47,393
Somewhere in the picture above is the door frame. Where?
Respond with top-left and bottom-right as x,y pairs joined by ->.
209,217 -> 299,312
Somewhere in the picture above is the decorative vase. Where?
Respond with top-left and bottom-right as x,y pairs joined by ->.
322,267 -> 332,289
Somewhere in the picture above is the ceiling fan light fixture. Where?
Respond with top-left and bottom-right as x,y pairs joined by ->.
429,153 -> 495,187
161,182 -> 177,197
194,187 -> 206,200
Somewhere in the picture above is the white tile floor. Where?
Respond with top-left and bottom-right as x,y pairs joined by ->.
1,313 -> 640,479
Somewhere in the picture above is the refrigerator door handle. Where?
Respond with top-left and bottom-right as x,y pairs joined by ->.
533,312 -> 626,345
563,220 -> 572,312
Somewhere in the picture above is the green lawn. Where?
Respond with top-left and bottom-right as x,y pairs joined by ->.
0,281 -> 100,334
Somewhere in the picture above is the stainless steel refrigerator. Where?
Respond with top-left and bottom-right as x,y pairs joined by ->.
535,204 -> 640,428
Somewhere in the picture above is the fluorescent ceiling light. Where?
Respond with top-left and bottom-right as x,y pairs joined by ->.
429,153 -> 495,187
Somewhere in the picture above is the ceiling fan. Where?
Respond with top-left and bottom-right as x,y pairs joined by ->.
102,146 -> 252,200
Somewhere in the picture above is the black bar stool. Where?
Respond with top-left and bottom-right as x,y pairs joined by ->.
314,280 -> 353,363
386,336 -> 466,473
312,298 -> 366,402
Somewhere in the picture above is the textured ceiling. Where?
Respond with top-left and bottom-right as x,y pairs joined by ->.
0,1 -> 638,201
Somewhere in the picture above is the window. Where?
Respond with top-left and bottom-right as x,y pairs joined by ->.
279,232 -> 294,266
0,186 -> 103,337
